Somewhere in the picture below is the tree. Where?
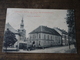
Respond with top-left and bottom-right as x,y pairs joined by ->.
66,10 -> 76,49
4,28 -> 17,48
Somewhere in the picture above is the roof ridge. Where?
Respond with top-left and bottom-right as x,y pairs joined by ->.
29,25 -> 61,36
5,23 -> 18,33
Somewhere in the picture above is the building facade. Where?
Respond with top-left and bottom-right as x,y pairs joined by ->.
29,26 -> 61,48
54,28 -> 68,45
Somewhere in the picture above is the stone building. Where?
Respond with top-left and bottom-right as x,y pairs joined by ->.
18,19 -> 27,49
18,19 -> 26,41
29,26 -> 61,48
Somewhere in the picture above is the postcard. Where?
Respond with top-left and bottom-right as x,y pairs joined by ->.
2,8 -> 77,53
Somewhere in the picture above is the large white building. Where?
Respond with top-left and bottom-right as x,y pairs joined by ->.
29,26 -> 62,48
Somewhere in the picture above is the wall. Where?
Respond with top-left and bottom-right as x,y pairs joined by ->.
29,33 -> 61,47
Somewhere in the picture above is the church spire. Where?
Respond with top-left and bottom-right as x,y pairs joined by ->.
22,17 -> 23,22
20,17 -> 24,29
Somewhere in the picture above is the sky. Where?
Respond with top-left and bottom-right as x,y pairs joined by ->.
6,8 -> 68,37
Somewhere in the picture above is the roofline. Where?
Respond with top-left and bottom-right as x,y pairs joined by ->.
29,32 -> 61,36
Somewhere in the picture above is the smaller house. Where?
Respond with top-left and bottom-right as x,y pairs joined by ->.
5,23 -> 19,41
4,23 -> 20,48
54,28 -> 68,45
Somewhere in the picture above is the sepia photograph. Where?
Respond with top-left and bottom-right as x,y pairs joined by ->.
2,8 -> 77,53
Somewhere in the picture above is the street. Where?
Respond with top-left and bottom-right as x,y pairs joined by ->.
18,44 -> 77,53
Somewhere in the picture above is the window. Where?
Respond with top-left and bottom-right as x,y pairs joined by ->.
53,35 -> 55,40
39,34 -> 40,39
51,36 -> 52,40
39,41 -> 40,46
44,35 -> 46,39
64,35 -> 66,40
18,29 -> 20,32
48,35 -> 49,40
33,35 -> 35,39
30,36 -> 31,39
22,30 -> 24,31
62,34 -> 64,38
58,37 -> 60,43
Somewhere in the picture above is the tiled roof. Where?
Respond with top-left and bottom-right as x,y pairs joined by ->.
29,26 -> 61,36
56,28 -> 68,34
5,23 -> 18,33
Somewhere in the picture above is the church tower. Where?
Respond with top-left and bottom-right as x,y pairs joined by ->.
18,18 -> 26,41
20,18 -> 24,29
